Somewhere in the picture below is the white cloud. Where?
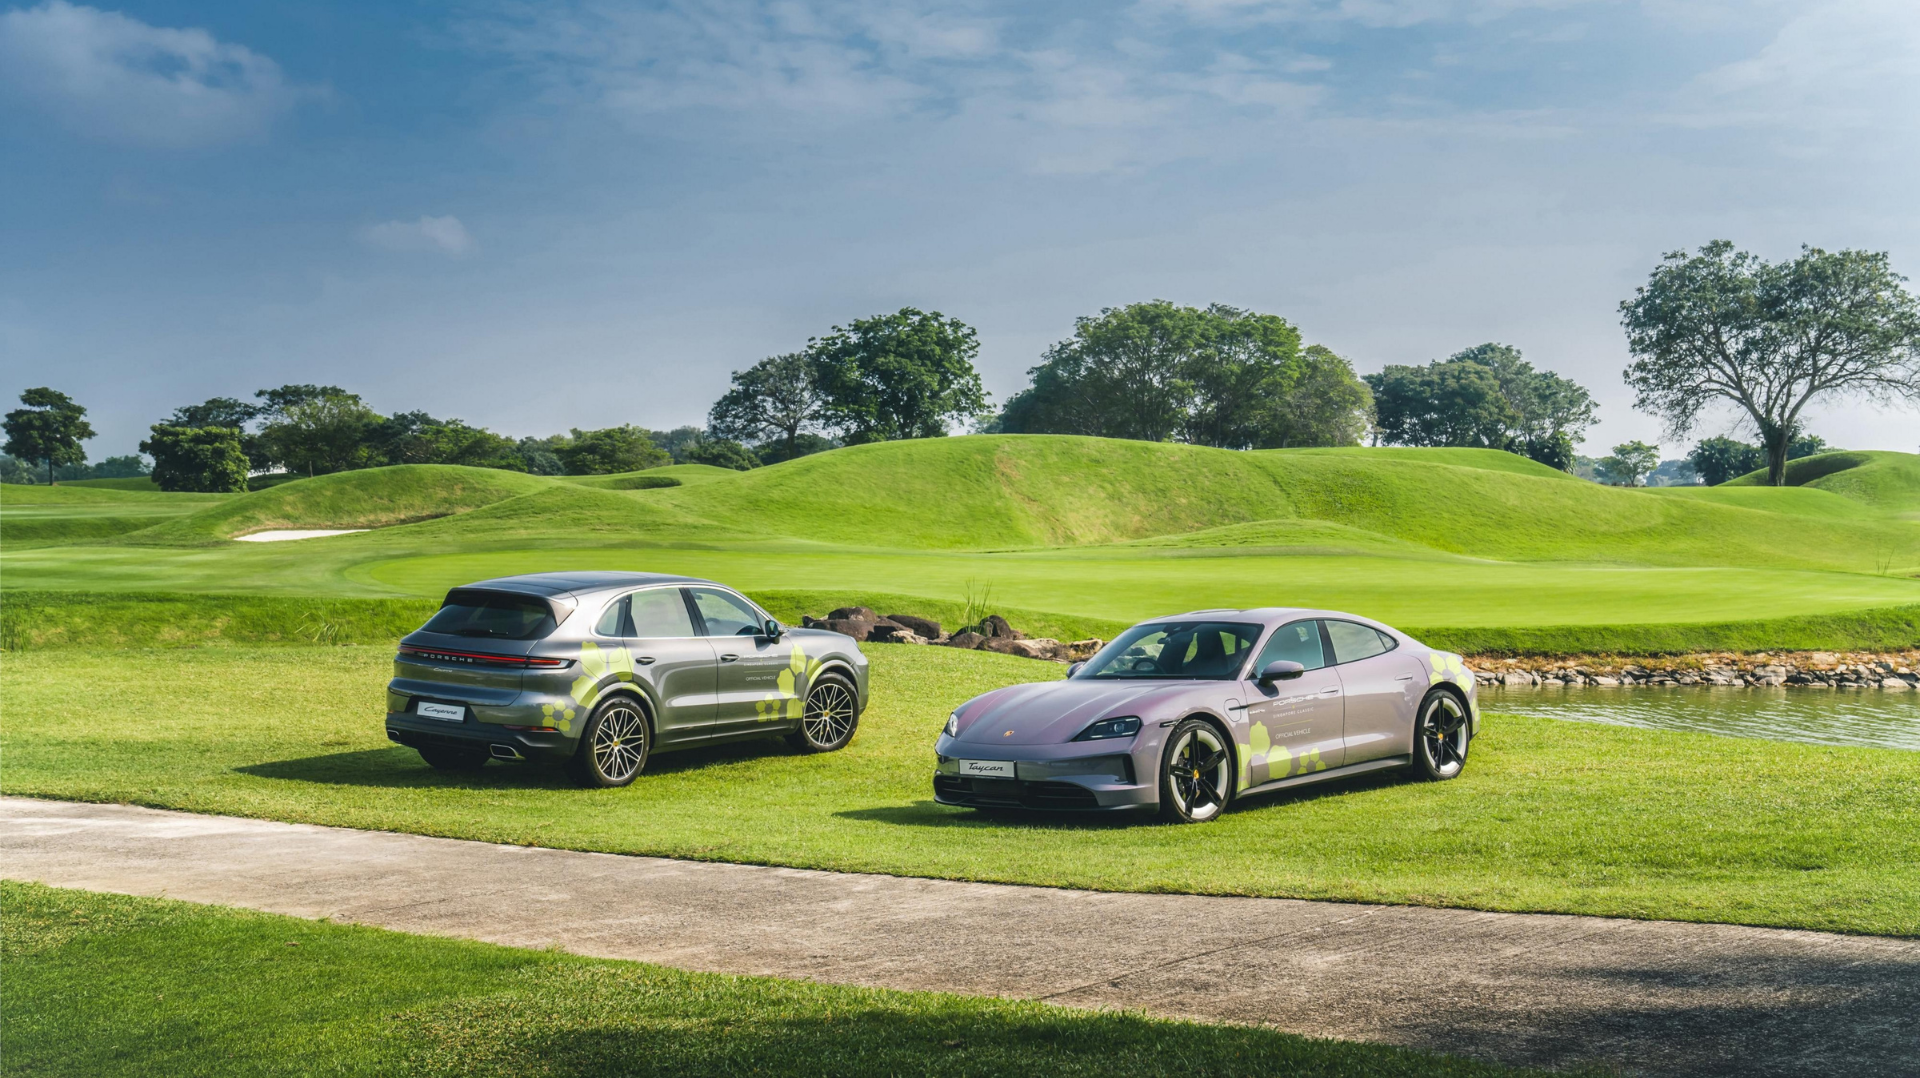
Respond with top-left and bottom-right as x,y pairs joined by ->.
1676,0 -> 1920,132
361,216 -> 476,256
0,1 -> 315,148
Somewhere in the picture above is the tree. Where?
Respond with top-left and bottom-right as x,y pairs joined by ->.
371,412 -> 524,470
0,454 -> 33,484
257,393 -> 380,476
1365,344 -> 1596,468
92,455 -> 150,479
1621,241 -> 1920,486
1687,436 -> 1764,485
1000,301 -> 1206,442
1598,440 -> 1660,486
3,388 -> 94,484
1253,344 -> 1374,449
140,425 -> 250,492
1365,361 -> 1514,449
554,426 -> 670,474
708,353 -> 825,461
515,436 -> 568,476
807,308 -> 988,443
755,432 -> 836,465
681,438 -> 759,470
171,396 -> 270,470
254,384 -> 351,419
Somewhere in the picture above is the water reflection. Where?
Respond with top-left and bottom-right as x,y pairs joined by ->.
1480,685 -> 1920,751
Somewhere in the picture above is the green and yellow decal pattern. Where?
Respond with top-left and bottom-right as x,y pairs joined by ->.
540,641 -> 637,734
754,643 -> 820,723
1243,720 -> 1326,787
1429,651 -> 1473,694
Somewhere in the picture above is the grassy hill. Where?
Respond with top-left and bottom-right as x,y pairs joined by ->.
1726,451 -> 1920,518
6,438 -> 1919,654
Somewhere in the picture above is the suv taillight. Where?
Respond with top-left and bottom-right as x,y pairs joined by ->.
398,644 -> 571,669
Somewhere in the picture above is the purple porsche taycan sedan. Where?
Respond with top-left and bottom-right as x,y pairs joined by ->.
933,608 -> 1480,823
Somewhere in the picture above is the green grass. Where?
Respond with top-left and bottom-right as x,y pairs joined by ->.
7,644 -> 1915,936
7,438 -> 1919,653
52,476 -> 163,491
1727,450 -> 1920,517
3,882 -> 1536,1078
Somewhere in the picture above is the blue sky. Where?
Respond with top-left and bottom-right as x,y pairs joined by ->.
3,0 -> 1917,459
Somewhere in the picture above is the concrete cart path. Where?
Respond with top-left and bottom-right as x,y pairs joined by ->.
4,797 -> 1914,1077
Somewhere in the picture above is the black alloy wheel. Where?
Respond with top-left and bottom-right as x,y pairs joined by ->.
418,745 -> 488,772
1158,718 -> 1232,823
1411,689 -> 1471,781
567,696 -> 651,788
786,672 -> 859,753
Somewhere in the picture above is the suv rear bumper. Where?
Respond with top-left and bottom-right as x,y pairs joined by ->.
385,714 -> 575,762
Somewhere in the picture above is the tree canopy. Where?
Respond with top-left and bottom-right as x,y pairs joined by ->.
140,425 -> 250,492
554,426 -> 670,474
708,353 -> 824,460
1366,344 -> 1595,470
807,308 -> 988,444
995,301 -> 1372,449
1621,240 -> 1920,485
1598,440 -> 1660,486
2,387 -> 94,484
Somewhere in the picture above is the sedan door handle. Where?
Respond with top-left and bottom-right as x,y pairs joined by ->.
720,654 -> 739,663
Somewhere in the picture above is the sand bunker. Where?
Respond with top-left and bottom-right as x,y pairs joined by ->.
232,529 -> 369,543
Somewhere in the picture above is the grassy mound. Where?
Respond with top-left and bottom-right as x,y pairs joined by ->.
55,477 -> 163,491
120,465 -> 552,545
0,484 -> 227,546
563,463 -> 741,488
1727,451 -> 1920,516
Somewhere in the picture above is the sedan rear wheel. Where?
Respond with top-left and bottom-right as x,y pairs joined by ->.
1410,689 -> 1470,781
1158,718 -> 1232,823
567,696 -> 650,788
786,672 -> 859,753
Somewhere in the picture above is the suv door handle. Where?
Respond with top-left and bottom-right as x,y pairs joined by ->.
720,654 -> 739,663
637,656 -> 656,665
1320,687 -> 1341,696
1395,674 -> 1415,682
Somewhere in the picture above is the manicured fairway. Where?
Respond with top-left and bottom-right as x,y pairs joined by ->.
2,882 -> 1533,1078
7,441 -> 1919,655
7,645 -> 1916,936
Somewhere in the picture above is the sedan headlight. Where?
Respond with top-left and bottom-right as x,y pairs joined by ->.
944,711 -> 960,737
1073,715 -> 1141,741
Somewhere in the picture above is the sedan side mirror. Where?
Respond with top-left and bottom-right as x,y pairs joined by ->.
1257,660 -> 1306,683
763,618 -> 784,640
1067,661 -> 1086,678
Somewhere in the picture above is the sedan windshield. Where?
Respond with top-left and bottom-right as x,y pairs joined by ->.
1078,621 -> 1262,680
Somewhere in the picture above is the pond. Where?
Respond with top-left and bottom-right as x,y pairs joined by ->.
1479,685 -> 1920,752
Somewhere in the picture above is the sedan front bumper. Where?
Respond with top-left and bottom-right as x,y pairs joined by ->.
931,749 -> 1156,811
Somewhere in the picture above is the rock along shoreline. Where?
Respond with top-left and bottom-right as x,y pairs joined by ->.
1465,650 -> 1920,690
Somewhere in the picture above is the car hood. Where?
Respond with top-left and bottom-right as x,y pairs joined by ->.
952,679 -> 1207,746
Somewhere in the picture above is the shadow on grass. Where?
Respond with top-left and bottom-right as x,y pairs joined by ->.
837,768 -> 1405,831
237,735 -> 803,789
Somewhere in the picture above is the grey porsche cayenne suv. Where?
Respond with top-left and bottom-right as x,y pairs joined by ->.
385,572 -> 870,787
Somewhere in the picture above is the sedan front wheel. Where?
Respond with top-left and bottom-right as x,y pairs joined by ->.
1158,718 -> 1233,823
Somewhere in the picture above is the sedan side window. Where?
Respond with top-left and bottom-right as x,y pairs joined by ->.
1252,620 -> 1327,672
688,587 -> 764,637
1326,619 -> 1391,665
629,588 -> 697,637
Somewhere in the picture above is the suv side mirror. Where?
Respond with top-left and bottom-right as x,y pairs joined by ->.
763,618 -> 784,640
1067,661 -> 1086,678
1257,660 -> 1306,683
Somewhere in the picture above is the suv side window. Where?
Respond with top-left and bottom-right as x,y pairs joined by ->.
687,587 -> 764,637
594,595 -> 634,637
1252,619 -> 1328,672
1325,619 -> 1394,665
629,587 -> 697,637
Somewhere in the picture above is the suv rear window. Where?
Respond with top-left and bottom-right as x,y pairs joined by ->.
421,590 -> 558,640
